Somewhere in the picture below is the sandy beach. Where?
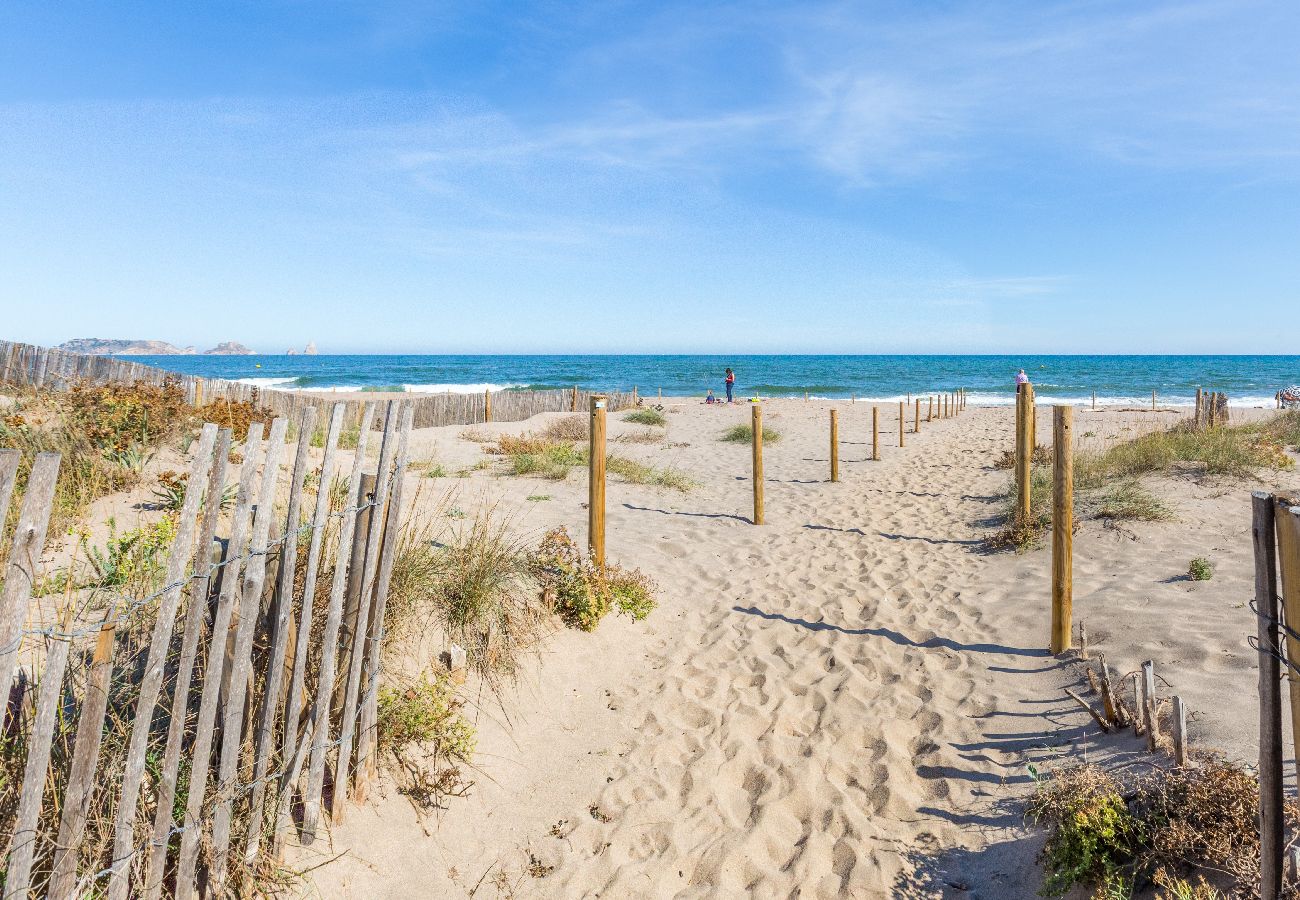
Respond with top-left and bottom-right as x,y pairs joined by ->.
281,398 -> 1299,898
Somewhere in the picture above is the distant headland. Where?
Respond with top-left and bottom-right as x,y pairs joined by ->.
57,338 -> 260,355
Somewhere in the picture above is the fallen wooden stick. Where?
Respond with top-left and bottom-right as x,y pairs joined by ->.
1066,689 -> 1113,733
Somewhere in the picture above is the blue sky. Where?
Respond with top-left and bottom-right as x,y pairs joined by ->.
1,1 -> 1297,354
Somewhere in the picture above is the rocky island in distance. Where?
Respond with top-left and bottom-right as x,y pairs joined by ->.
57,338 -> 257,355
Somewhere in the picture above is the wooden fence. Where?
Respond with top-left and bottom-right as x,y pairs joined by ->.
0,340 -> 634,429
0,399 -> 416,898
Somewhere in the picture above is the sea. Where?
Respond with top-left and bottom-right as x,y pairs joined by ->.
127,355 -> 1300,408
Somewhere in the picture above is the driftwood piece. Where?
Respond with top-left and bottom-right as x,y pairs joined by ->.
1066,688 -> 1112,733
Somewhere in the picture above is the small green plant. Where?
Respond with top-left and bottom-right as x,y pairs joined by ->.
418,462 -> 448,478
1091,479 -> 1172,522
377,674 -> 476,760
530,527 -> 657,631
623,408 -> 666,427
82,516 -> 178,592
1187,557 -> 1213,581
1028,765 -> 1141,897
104,443 -> 153,475
151,470 -> 188,511
721,424 -> 780,443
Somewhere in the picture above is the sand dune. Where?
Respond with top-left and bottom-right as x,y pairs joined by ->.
297,400 -> 1297,898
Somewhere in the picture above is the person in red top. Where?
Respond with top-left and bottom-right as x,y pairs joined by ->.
724,367 -> 736,403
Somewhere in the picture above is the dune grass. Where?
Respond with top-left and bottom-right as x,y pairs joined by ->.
720,423 -> 781,444
623,408 -> 666,427
989,413 -> 1298,551
606,455 -> 696,492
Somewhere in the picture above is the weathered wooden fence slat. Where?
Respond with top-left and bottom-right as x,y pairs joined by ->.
0,452 -> 61,699
141,427 -> 233,900
333,402 -> 401,819
274,402 -> 346,854
209,416 -> 289,894
175,425 -> 266,899
356,403 -> 415,797
301,403 -> 377,843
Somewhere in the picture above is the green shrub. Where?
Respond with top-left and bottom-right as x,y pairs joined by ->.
623,408 -> 666,427
82,516 -> 178,592
1028,766 -> 1142,897
721,424 -> 780,443
1187,557 -> 1213,581
377,674 -> 476,760
530,527 -> 657,631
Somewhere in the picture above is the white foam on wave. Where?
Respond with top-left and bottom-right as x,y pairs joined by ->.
233,376 -> 299,390
402,382 -> 524,394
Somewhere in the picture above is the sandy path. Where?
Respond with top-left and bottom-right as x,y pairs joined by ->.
306,399 -> 1276,898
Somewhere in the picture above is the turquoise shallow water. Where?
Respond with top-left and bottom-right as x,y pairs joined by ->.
128,354 -> 1300,407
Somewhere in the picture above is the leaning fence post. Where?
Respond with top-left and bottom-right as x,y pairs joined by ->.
589,395 -> 608,563
1254,491 -> 1283,898
1051,406 -> 1073,654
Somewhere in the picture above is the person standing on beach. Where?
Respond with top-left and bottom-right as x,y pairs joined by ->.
725,367 -> 736,403
1015,369 -> 1030,394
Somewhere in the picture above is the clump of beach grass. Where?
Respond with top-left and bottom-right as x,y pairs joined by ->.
606,456 -> 696,492
721,423 -> 780,444
1187,557 -> 1213,581
530,527 -> 657,631
540,415 -> 588,441
614,428 -> 665,444
623,408 -> 666,427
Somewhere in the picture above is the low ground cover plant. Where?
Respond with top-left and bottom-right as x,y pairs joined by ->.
624,408 -> 666,427
721,423 -> 780,443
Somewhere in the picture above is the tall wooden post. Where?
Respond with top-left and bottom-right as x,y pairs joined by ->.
898,401 -> 905,447
1015,388 -> 1032,526
829,409 -> 839,482
927,396 -> 933,422
1253,491 -> 1283,898
1195,387 -> 1203,426
1092,390 -> 1096,411
872,406 -> 879,461
914,398 -> 921,433
571,385 -> 578,412
484,388 -> 492,422
1050,406 -> 1073,654
589,396 -> 607,566
1152,389 -> 1156,411
751,405 -> 765,525
633,385 -> 638,405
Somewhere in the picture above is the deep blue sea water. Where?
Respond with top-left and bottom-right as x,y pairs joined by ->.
127,355 -> 1300,407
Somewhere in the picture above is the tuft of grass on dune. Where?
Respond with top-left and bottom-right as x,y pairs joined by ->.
720,423 -> 780,444
988,411 -> 1296,551
623,408 -> 666,427
606,456 -> 696,492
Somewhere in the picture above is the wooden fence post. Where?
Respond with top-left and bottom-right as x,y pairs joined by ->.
1254,491 -> 1283,898
484,388 -> 492,422
914,398 -> 921,434
898,401 -> 905,448
829,409 -> 839,482
1051,406 -> 1073,654
1275,500 -> 1300,788
0,452 -> 60,689
1172,695 -> 1187,766
590,395 -> 607,564
872,406 -> 879,461
571,385 -> 578,412
752,404 -> 765,525
1014,390 -> 1031,526
1141,659 -> 1158,752
927,396 -> 933,422
1092,389 -> 1096,411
